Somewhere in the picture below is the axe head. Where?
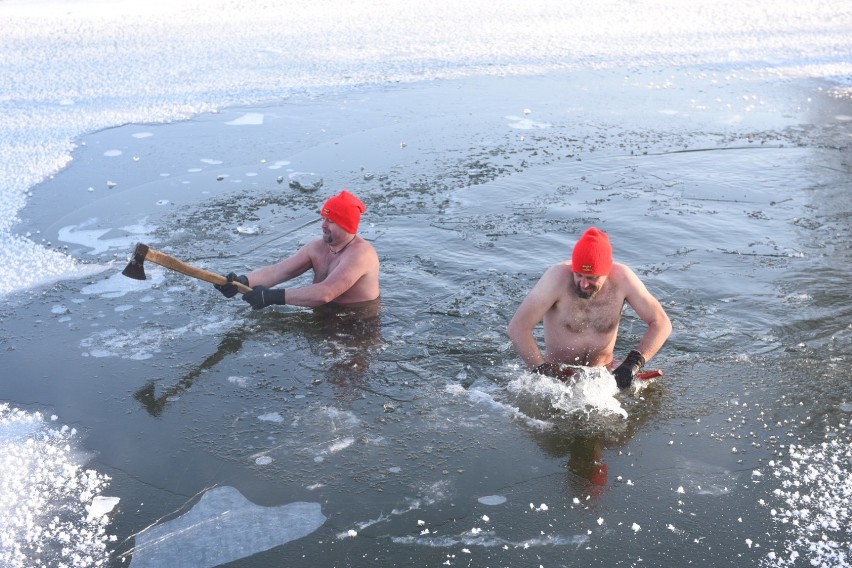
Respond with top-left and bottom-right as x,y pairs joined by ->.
121,242 -> 150,280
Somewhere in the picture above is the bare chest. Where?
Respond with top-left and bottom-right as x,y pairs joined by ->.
553,286 -> 624,335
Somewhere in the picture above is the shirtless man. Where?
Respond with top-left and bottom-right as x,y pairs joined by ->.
508,227 -> 671,389
217,190 -> 380,309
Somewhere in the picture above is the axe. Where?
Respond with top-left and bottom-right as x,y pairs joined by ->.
121,243 -> 252,293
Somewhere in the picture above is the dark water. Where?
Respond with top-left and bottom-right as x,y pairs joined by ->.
5,71 -> 852,566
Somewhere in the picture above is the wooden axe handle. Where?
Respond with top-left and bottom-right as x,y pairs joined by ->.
145,248 -> 253,293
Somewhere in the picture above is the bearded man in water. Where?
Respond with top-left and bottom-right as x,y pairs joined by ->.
508,227 -> 671,389
217,190 -> 380,310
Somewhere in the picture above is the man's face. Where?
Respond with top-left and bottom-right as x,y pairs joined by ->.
321,216 -> 345,244
572,272 -> 606,299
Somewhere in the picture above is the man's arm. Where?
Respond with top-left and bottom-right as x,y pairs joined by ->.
283,250 -> 369,307
620,266 -> 672,363
247,243 -> 314,288
508,266 -> 561,369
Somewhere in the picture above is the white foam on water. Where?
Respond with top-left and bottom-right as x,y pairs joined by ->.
127,486 -> 325,568
0,404 -> 116,568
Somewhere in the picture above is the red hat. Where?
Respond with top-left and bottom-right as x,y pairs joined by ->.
571,227 -> 613,276
320,190 -> 366,234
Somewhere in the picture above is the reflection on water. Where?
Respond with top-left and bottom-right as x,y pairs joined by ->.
135,300 -> 384,416
510,370 -> 664,496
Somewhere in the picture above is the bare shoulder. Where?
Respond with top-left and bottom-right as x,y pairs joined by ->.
533,261 -> 572,295
544,261 -> 572,280
609,262 -> 652,297
346,236 -> 378,264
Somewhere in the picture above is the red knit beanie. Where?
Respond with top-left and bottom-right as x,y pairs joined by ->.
320,190 -> 366,234
571,227 -> 613,276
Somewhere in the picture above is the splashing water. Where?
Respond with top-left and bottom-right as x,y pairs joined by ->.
507,366 -> 634,421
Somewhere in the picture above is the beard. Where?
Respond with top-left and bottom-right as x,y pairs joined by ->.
574,282 -> 599,299
322,232 -> 333,244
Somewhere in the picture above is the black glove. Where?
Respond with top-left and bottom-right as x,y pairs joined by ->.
241,285 -> 286,310
613,350 -> 646,389
215,273 -> 249,298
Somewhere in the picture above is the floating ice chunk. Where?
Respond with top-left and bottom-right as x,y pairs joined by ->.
478,495 -> 506,505
632,523 -> 641,532
104,149 -> 122,157
225,112 -> 264,126
86,496 -> 120,522
227,376 -> 252,388
258,412 -> 284,423
506,115 -> 551,130
288,172 -> 323,192
129,486 -> 325,568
